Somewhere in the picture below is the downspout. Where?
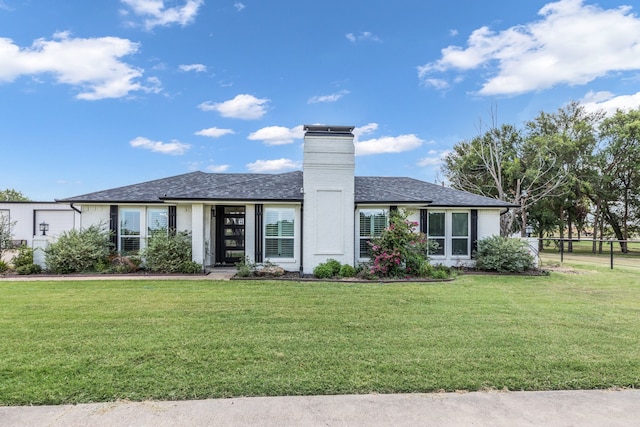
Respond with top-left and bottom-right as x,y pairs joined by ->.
299,202 -> 304,277
69,203 -> 82,215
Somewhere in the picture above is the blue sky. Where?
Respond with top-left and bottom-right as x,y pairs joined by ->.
1,0 -> 640,200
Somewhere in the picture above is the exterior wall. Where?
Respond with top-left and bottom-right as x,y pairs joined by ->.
79,205 -> 110,230
0,202 -> 79,248
244,204 -> 256,265
302,131 -> 355,274
477,209 -> 502,240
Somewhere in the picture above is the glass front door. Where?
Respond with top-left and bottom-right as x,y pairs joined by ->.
216,206 -> 245,264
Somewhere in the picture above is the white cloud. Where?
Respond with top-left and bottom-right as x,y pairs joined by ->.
248,125 -> 304,145
130,136 -> 190,155
120,0 -> 204,30
346,32 -> 381,43
0,33 -> 151,100
355,134 -> 425,156
234,2 -> 245,12
194,127 -> 235,138
179,63 -> 206,72
198,94 -> 269,120
418,0 -> 640,96
581,90 -> 640,116
353,123 -> 379,139
417,150 -> 451,167
352,124 -> 425,156
307,90 -> 350,104
0,1 -> 13,11
246,158 -> 301,173
206,164 -> 230,173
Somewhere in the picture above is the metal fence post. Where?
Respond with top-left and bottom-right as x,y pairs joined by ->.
610,240 -> 614,270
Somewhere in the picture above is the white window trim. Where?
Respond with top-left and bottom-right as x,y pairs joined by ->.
356,207 -> 389,262
263,207 -> 296,262
427,210 -> 471,260
118,206 -> 169,253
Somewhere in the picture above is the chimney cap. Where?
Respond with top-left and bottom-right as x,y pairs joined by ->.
303,125 -> 354,136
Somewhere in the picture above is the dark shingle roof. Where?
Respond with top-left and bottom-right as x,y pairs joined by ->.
58,171 -> 515,208
356,177 -> 515,207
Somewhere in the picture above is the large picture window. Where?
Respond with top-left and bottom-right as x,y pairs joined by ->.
120,208 -> 141,253
265,208 -> 295,258
358,209 -> 388,258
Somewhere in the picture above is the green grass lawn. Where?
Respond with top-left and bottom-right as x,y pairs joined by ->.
1,263 -> 639,405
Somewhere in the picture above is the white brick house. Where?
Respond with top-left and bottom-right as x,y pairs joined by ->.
5,126 -> 516,273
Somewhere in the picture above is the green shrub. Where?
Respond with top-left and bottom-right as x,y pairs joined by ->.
142,230 -> 199,273
181,260 -> 203,274
12,245 -> 34,269
16,263 -> 42,275
325,259 -> 342,276
313,263 -> 335,279
475,236 -> 535,273
0,259 -> 8,273
338,264 -> 356,278
235,257 -> 255,277
430,265 -> 452,280
45,225 -> 112,274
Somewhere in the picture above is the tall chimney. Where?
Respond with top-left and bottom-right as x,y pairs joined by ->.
302,125 -> 356,273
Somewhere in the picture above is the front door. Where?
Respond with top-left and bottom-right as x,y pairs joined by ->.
216,206 -> 245,265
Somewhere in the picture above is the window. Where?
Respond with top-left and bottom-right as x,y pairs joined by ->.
120,208 -> 141,253
147,208 -> 168,233
359,209 -> 388,258
451,212 -> 469,256
265,208 -> 295,258
427,212 -> 445,256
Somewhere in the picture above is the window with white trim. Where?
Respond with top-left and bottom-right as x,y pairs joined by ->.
427,212 -> 445,256
265,208 -> 295,258
358,209 -> 388,258
451,212 -> 470,256
120,208 -> 141,253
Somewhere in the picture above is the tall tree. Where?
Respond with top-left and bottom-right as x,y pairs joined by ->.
524,102 -> 603,249
443,118 -> 567,236
596,108 -> 640,252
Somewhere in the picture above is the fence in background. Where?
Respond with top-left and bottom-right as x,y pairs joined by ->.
536,238 -> 640,270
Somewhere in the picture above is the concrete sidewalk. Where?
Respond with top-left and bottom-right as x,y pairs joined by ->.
1,389 -> 638,427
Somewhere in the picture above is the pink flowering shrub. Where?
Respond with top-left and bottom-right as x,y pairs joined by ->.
368,209 -> 433,278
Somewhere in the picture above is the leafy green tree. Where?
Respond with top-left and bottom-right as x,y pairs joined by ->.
595,109 -> 640,252
443,117 -> 567,236
524,102 -> 603,249
0,189 -> 29,201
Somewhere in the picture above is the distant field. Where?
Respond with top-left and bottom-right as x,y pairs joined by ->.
1,265 -> 639,405
538,239 -> 640,270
